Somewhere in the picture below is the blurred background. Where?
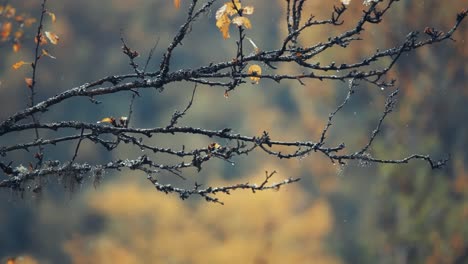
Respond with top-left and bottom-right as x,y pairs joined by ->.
0,1 -> 467,263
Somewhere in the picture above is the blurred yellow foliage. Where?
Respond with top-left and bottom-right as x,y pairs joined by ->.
64,173 -> 340,264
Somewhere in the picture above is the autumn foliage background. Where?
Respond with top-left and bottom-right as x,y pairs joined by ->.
0,1 -> 467,263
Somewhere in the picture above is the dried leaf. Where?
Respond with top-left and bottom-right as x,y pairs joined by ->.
47,11 -> 56,22
247,64 -> 262,84
35,34 -> 47,45
41,49 -> 56,59
14,30 -> 24,39
44,31 -> 59,45
247,37 -> 260,53
12,61 -> 30,70
24,18 -> 37,27
226,0 -> 241,15
25,78 -> 33,88
12,42 -> 20,52
208,142 -> 221,151
1,22 -> 12,40
232,16 -> 251,29
97,117 -> 115,124
216,11 -> 231,39
242,6 -> 254,15
4,5 -> 15,18
174,0 -> 181,9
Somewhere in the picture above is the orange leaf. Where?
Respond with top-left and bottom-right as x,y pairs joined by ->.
1,22 -> 12,40
35,34 -> 47,45
14,30 -> 24,39
97,117 -> 115,125
25,78 -> 33,88
44,31 -> 59,45
12,61 -> 30,70
173,0 -> 180,9
247,64 -> 262,84
13,42 -> 20,52
24,18 -> 37,27
4,5 -> 15,18
47,11 -> 56,22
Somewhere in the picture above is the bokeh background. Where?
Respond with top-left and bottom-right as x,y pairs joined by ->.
0,1 -> 467,263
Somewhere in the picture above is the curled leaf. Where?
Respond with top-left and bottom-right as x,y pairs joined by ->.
41,49 -> 56,59
44,31 -> 59,45
247,64 -> 262,84
47,11 -> 56,22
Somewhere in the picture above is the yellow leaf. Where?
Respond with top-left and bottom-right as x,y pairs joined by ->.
44,31 -> 59,45
12,61 -> 30,70
226,0 -> 241,15
232,16 -> 251,29
47,11 -> 56,22
13,42 -> 20,52
247,64 -> 262,84
25,78 -> 33,88
97,117 -> 115,124
41,49 -> 56,59
4,5 -> 15,18
242,6 -> 254,15
216,12 -> 231,39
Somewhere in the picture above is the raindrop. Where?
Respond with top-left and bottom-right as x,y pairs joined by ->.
381,87 -> 385,91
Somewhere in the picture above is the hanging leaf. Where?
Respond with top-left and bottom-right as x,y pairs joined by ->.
242,6 -> 255,15
41,49 -> 56,59
25,78 -> 33,88
215,1 -> 255,39
12,61 -> 30,70
44,31 -> 59,45
232,16 -> 251,29
34,34 -> 47,45
174,0 -> 181,9
12,42 -> 20,52
1,22 -> 12,40
247,64 -> 262,84
24,18 -> 37,27
47,11 -> 56,22
215,7 -> 231,39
